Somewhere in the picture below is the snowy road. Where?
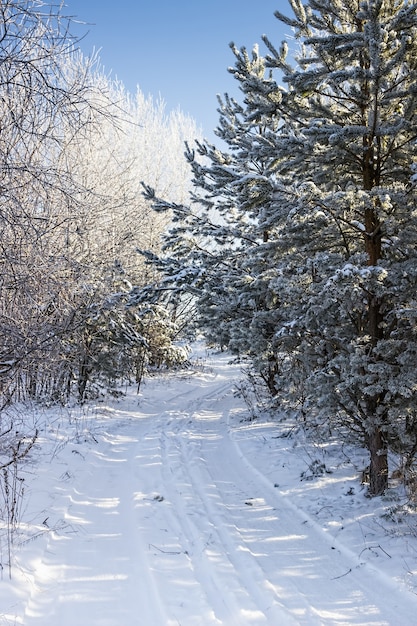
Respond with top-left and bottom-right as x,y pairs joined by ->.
3,348 -> 417,625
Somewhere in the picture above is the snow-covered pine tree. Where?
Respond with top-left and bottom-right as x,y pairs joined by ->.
227,0 -> 417,495
141,54 -> 282,385
143,0 -> 417,495
141,135 -> 255,351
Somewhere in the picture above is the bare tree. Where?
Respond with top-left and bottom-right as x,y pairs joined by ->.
57,81 -> 201,400
0,1 -> 111,402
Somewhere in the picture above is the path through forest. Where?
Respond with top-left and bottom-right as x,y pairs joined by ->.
2,347 -> 417,625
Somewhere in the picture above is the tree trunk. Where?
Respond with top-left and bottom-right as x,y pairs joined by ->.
364,201 -> 387,495
368,425 -> 388,496
366,300 -> 388,495
78,356 -> 91,403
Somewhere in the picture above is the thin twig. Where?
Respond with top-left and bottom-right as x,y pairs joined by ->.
331,568 -> 352,580
359,544 -> 392,558
149,543 -> 185,555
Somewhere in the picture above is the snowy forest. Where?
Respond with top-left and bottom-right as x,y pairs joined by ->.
3,0 -> 417,621
141,0 -> 417,499
0,2 -> 201,472
1,0 -> 417,556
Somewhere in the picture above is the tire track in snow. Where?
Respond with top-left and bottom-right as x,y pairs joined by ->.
159,429 -> 239,624
160,421 -> 301,625
128,422 -> 222,626
226,414 -> 417,624
153,365 -> 415,625
149,365 -> 302,623
184,408 -> 331,625
14,350 -> 417,625
199,384 -> 417,624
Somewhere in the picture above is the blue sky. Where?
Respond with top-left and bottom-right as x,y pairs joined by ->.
64,1 -> 290,142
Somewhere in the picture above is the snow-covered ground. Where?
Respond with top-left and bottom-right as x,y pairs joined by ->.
1,344 -> 417,625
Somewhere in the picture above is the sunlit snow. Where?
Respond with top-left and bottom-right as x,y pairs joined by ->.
1,343 -> 417,625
